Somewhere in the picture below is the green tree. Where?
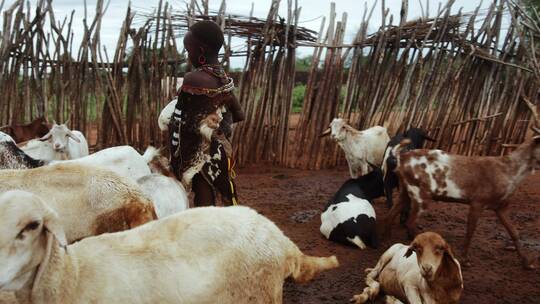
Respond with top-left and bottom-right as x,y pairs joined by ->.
295,55 -> 313,72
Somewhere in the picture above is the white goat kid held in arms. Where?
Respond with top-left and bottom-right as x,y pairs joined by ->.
0,191 -> 339,304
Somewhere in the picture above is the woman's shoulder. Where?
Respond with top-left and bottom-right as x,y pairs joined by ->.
183,70 -> 221,89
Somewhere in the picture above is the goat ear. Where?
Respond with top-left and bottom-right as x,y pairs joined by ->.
67,131 -> 80,143
41,204 -> 67,247
404,246 -> 415,258
438,244 -> 462,283
320,128 -> 331,137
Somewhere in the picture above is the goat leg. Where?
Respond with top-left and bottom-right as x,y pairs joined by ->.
462,202 -> 484,266
405,199 -> 420,240
496,207 -> 537,269
380,189 -> 407,239
384,178 -> 394,209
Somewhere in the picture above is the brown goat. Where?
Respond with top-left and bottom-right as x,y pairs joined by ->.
0,117 -> 50,143
385,98 -> 540,269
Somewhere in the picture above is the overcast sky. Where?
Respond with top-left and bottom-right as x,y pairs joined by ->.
1,0 -> 493,66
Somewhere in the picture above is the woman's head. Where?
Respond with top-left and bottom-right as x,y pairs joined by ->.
184,21 -> 224,67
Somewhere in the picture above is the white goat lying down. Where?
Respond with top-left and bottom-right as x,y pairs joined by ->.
0,163 -> 156,243
351,232 -> 463,304
26,122 -> 89,160
0,191 -> 339,304
322,118 -> 389,178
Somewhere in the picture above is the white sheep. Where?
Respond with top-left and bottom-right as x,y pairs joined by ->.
0,191 -> 339,304
50,145 -> 159,182
322,118 -> 389,178
351,232 -> 463,304
0,163 -> 156,243
137,173 -> 189,217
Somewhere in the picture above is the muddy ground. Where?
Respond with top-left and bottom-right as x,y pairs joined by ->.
1,165 -> 538,303
236,165 -> 540,304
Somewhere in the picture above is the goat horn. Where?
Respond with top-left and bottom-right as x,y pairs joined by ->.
320,128 -> 331,138
64,118 -> 71,126
52,119 -> 57,125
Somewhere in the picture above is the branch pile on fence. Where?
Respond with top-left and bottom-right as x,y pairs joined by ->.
0,0 -> 183,150
288,0 -> 540,169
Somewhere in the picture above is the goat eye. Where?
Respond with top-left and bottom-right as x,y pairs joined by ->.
24,221 -> 41,231
17,221 -> 41,240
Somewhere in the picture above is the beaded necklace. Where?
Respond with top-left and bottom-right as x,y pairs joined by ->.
181,64 -> 235,97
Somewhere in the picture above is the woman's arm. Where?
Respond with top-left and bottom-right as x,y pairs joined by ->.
228,94 -> 245,123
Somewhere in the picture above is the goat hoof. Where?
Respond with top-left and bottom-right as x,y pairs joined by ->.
503,242 -> 516,251
522,256 -> 537,270
349,295 -> 367,304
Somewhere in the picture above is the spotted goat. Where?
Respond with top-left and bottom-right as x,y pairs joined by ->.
385,97 -> 540,269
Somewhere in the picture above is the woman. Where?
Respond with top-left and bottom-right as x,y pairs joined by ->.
169,20 -> 244,207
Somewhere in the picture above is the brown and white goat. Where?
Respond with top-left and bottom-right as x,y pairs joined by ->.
351,232 -> 463,304
385,98 -> 540,268
0,117 -> 50,143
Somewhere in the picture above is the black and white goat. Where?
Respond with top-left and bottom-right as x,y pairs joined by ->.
320,166 -> 384,249
0,141 -> 44,170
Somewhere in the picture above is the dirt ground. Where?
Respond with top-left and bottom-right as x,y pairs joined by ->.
235,164 -> 540,304
1,165 -> 538,303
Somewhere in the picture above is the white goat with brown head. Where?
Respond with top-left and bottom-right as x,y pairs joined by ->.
384,97 -> 540,269
351,232 -> 463,304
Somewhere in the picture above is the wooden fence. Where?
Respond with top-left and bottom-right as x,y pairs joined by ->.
0,0 -> 538,169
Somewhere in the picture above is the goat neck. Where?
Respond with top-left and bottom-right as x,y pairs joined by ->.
501,139 -> 538,184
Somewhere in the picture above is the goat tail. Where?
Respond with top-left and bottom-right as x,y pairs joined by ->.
142,146 -> 160,164
291,254 -> 339,283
